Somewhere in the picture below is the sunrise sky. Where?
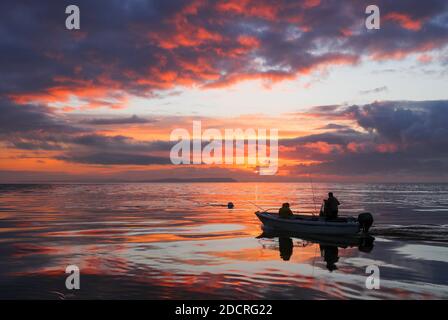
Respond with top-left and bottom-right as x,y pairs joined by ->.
1,0 -> 448,182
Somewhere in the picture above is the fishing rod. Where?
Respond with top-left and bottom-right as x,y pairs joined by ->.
247,200 -> 267,212
247,200 -> 303,214
309,174 -> 318,216
311,241 -> 318,277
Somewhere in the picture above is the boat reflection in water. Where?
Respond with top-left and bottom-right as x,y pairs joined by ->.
258,228 -> 375,272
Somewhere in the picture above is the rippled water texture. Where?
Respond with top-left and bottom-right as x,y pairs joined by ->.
0,183 -> 447,299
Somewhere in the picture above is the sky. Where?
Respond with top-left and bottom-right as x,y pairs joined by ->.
0,0 -> 448,182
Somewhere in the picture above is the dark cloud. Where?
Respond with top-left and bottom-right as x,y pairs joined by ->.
0,99 -> 80,135
0,0 -> 447,104
71,134 -> 172,153
359,86 -> 388,95
9,140 -> 65,151
57,152 -> 171,165
283,129 -> 367,147
306,105 -> 343,114
2,95 -> 447,180
294,152 -> 448,179
298,104 -> 350,120
352,100 -> 448,148
0,99 -> 168,156
1,97 -> 447,180
318,123 -> 351,130
56,134 -> 173,166
84,115 -> 156,125
0,98 -> 88,150
285,100 -> 448,178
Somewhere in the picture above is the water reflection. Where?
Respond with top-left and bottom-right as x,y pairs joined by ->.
258,228 -> 375,272
320,245 -> 339,271
0,183 -> 447,299
279,237 -> 293,261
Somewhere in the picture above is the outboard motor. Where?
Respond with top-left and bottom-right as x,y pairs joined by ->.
358,212 -> 374,233
358,235 -> 375,253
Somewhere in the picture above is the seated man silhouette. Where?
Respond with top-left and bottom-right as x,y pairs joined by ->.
279,237 -> 293,261
279,203 -> 293,218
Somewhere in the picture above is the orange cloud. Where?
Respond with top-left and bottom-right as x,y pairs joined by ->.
148,1 -> 222,50
370,41 -> 438,61
9,76 -> 127,111
376,143 -> 399,153
237,35 -> 260,48
303,0 -> 321,9
216,0 -> 279,20
418,54 -> 433,63
205,53 -> 359,89
304,142 -> 341,155
151,27 -> 223,50
385,12 -> 423,31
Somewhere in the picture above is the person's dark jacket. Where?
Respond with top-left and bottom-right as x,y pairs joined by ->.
327,197 -> 340,212
326,197 -> 340,219
279,206 -> 293,218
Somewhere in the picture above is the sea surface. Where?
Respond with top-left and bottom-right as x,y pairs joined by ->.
0,182 -> 447,299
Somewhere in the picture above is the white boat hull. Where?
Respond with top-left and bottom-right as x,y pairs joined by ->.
255,211 -> 361,235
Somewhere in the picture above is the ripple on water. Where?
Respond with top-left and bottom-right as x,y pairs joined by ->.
1,183 -> 448,299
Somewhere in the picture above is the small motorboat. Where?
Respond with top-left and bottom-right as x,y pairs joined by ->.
255,211 -> 373,236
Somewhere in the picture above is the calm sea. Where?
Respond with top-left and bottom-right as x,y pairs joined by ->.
0,183 -> 447,299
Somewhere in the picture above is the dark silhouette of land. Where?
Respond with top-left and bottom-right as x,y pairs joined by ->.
147,177 -> 237,183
